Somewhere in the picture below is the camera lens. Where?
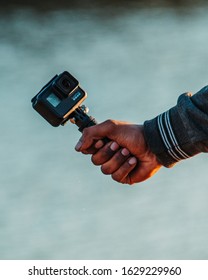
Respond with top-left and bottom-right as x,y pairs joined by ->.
61,79 -> 71,90
56,72 -> 79,95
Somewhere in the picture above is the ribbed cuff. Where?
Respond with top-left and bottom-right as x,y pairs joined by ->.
144,105 -> 199,167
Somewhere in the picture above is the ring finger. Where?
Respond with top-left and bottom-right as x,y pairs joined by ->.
100,147 -> 131,175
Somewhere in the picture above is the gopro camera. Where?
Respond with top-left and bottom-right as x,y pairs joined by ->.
31,71 -> 97,131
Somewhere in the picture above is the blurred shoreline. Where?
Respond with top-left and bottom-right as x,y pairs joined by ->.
1,0 -> 208,12
1,0 -> 208,260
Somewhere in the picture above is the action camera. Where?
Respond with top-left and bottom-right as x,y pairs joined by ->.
31,71 -> 111,147
31,71 -> 86,127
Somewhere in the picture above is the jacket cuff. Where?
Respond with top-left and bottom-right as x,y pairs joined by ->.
143,101 -> 200,167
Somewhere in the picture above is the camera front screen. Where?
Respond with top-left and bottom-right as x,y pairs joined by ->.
46,93 -> 61,107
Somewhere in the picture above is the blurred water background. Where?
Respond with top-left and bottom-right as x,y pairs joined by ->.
0,0 -> 208,259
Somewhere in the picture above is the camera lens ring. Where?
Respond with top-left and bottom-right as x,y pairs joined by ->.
61,78 -> 71,91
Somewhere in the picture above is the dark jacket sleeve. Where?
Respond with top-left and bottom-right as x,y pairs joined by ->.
143,86 -> 208,167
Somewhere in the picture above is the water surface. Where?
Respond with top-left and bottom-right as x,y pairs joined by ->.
0,3 -> 208,259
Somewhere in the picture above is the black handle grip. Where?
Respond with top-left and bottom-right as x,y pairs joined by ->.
78,115 -> 97,133
73,107 -> 109,145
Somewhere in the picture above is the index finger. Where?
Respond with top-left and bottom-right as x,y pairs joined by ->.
75,120 -> 116,151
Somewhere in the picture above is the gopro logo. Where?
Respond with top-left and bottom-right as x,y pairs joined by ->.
72,91 -> 81,101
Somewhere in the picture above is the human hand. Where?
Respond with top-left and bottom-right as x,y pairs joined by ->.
75,120 -> 162,184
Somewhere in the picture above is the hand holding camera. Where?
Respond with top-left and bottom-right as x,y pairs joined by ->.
31,71 -> 160,185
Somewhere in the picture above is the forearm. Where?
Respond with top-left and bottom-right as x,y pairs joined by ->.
144,86 -> 208,167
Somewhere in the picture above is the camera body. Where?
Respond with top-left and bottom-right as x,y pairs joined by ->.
31,71 -> 87,127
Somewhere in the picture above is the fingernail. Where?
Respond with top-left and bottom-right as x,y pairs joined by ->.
95,140 -> 104,149
110,142 -> 119,151
129,157 -> 137,165
121,148 -> 130,156
75,140 -> 82,151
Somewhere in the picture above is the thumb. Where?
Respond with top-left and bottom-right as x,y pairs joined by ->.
75,126 -> 102,152
75,120 -> 116,151
75,135 -> 84,151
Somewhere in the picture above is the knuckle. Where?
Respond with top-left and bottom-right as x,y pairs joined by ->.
101,165 -> 111,175
111,172 -> 135,185
104,119 -> 115,125
104,119 -> 117,132
127,179 -> 135,186
91,155 -> 101,166
111,173 -> 122,183
82,127 -> 90,138
82,150 -> 89,155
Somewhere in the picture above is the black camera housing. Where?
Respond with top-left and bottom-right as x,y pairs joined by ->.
31,71 -> 87,127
